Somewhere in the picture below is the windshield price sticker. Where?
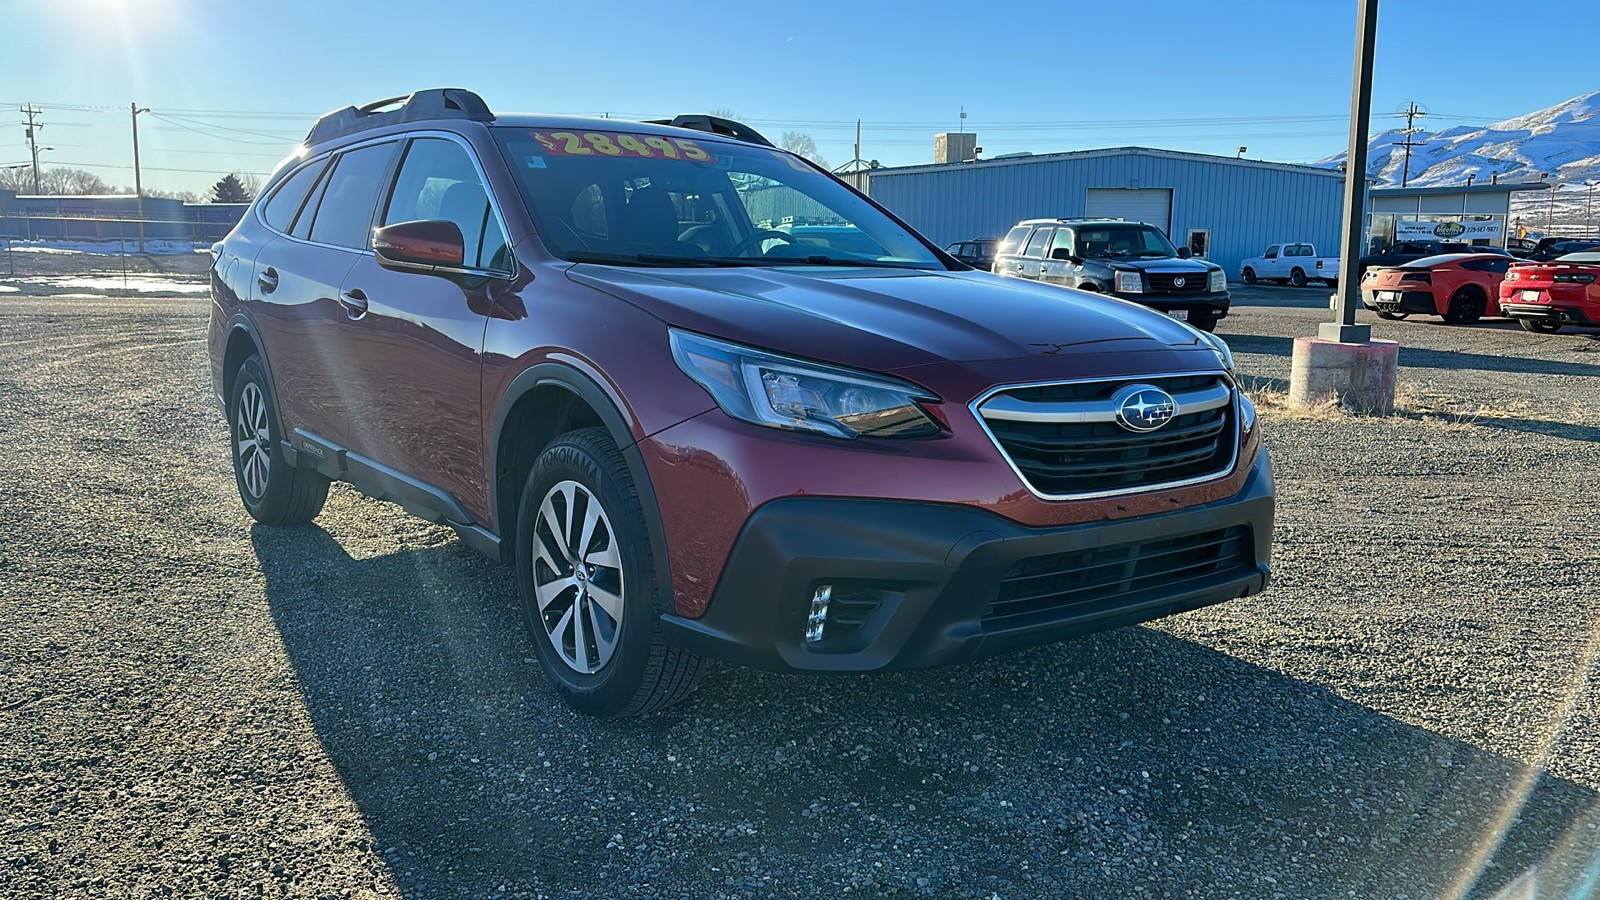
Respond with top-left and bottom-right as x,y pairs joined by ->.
529,131 -> 712,161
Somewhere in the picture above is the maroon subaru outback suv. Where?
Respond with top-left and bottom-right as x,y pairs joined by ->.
208,89 -> 1273,717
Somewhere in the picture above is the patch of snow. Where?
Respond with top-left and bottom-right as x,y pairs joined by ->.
0,284 -> 18,292
0,239 -> 207,256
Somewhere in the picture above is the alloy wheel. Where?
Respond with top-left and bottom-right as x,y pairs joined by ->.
235,382 -> 271,499
531,480 -> 625,674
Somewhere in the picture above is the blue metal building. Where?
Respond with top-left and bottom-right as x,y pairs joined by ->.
864,147 -> 1348,277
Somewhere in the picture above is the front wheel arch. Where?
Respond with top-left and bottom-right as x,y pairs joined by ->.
491,363 -> 675,612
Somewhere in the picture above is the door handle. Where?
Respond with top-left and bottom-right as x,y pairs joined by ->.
257,267 -> 279,293
338,288 -> 369,319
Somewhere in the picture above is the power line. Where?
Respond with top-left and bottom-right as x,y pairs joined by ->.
1391,101 -> 1428,187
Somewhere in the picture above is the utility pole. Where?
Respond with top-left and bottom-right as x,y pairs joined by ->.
131,103 -> 150,253
1392,101 -> 1427,188
21,104 -> 44,194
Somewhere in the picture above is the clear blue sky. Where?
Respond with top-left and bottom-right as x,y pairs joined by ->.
1,0 -> 1595,195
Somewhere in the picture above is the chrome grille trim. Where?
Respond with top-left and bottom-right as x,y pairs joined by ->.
978,381 -> 1230,424
970,370 -> 1240,501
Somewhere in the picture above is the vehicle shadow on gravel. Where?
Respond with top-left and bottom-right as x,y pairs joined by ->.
252,525 -> 1600,900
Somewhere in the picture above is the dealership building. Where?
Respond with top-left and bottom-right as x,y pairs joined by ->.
862,142 -> 1549,275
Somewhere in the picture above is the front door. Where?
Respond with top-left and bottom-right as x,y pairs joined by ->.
332,135 -> 512,518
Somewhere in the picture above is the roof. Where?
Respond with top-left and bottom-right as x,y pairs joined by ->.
867,146 -> 1347,179
1369,182 -> 1552,197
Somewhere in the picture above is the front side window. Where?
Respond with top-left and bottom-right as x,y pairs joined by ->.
492,128 -> 942,268
1076,226 -> 1179,260
307,142 -> 396,250
1047,228 -> 1075,258
1264,245 -> 1279,259
383,137 -> 511,271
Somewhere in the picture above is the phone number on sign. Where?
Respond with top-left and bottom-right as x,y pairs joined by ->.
530,131 -> 712,161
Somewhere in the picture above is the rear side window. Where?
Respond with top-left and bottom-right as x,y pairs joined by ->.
307,142 -> 397,249
382,138 -> 511,271
998,225 -> 1032,256
1022,227 -> 1053,258
261,158 -> 328,234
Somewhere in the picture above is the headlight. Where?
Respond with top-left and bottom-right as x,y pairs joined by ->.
1194,328 -> 1234,375
1207,269 -> 1226,292
670,330 -> 942,439
1114,271 -> 1143,293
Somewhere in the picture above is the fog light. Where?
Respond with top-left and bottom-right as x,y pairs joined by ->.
805,585 -> 832,643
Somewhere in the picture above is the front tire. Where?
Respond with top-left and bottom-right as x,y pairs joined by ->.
1242,267 -> 1257,285
515,428 -> 704,718
1519,319 -> 1562,334
228,355 -> 328,525
1188,314 -> 1220,333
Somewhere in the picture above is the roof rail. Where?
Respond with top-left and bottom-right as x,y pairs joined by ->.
305,88 -> 494,147
642,114 -> 775,148
1055,217 -> 1125,223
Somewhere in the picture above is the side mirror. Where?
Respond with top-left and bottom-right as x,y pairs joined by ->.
1050,247 -> 1078,262
374,220 -> 467,273
1176,246 -> 1193,259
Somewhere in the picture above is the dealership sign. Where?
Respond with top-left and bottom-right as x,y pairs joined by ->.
1394,219 -> 1504,241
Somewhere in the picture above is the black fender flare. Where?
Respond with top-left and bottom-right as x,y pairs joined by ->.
223,313 -> 274,405
489,362 -> 675,607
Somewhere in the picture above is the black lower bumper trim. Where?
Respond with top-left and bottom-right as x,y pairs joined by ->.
1500,303 -> 1599,326
661,452 -> 1273,673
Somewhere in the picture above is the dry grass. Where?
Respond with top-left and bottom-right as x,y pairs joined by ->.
1242,377 -> 1548,430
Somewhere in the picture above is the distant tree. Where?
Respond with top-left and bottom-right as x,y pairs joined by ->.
209,173 -> 253,204
0,167 -> 30,192
780,131 -> 829,169
3,166 -> 113,195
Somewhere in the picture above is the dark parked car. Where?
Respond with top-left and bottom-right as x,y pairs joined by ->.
992,218 -> 1230,332
943,238 -> 998,268
208,89 -> 1273,717
1526,238 -> 1600,262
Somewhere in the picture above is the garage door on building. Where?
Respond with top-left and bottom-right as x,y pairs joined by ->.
1085,188 -> 1173,236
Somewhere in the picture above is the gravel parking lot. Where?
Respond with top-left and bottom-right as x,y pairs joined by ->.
2,263 -> 1598,899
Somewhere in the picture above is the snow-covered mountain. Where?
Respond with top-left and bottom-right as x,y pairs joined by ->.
1317,90 -> 1600,187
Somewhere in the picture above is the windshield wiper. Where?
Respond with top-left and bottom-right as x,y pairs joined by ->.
565,252 -> 768,268
758,255 -> 926,269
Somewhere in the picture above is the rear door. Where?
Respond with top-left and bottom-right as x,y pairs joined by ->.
334,134 -> 511,514
1016,226 -> 1053,280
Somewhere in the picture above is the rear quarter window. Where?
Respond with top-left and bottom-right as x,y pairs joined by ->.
998,225 -> 1032,256
260,158 -> 329,234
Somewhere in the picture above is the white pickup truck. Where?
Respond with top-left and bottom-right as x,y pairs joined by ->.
1239,242 -> 1340,288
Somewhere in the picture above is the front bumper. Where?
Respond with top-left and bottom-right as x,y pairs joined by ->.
660,451 -> 1273,673
1110,289 -> 1231,318
1363,289 -> 1436,315
1499,302 -> 1599,326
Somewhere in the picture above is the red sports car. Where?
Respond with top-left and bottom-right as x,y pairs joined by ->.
1359,253 -> 1515,324
1498,252 -> 1600,334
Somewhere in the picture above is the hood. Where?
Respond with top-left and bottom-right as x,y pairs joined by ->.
1106,257 -> 1218,273
566,265 -> 1205,371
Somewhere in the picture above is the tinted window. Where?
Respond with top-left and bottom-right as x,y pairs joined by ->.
307,142 -> 396,249
383,137 -> 510,270
1264,246 -> 1279,258
261,158 -> 328,233
1022,228 -> 1053,258
999,225 -> 1032,256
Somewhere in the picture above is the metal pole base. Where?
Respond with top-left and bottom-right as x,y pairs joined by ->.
1317,322 -> 1373,343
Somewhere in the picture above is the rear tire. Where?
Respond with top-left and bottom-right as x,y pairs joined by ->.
1519,319 -> 1562,334
1443,288 -> 1485,324
228,355 -> 328,525
515,428 -> 704,718
1241,267 -> 1257,285
1289,268 -> 1308,288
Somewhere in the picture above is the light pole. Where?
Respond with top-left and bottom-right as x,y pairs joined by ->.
130,104 -> 150,253
1588,181 -> 1598,238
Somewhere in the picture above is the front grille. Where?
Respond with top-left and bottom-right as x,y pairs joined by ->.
985,526 -> 1252,625
1146,272 -> 1209,293
977,374 -> 1237,498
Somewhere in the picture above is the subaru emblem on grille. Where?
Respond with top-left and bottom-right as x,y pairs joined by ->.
1112,384 -> 1177,433
1173,276 -> 1186,287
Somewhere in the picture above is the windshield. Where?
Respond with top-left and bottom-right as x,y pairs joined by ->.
1075,225 -> 1178,259
492,127 -> 943,268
